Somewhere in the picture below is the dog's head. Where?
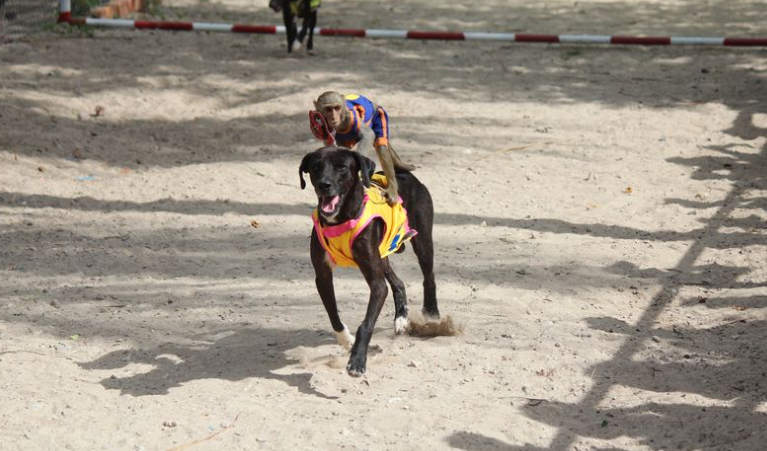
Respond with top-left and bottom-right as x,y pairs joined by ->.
299,146 -> 376,222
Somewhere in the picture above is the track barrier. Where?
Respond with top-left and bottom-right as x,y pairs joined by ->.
56,0 -> 767,47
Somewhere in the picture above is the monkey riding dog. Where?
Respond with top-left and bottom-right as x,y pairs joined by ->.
299,146 -> 440,376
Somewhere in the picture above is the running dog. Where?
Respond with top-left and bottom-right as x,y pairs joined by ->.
269,0 -> 318,54
298,146 -> 440,376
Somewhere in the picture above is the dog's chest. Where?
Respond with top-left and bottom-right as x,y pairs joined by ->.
312,188 -> 415,268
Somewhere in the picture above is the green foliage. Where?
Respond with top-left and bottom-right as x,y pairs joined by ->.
559,48 -> 584,60
145,0 -> 164,17
45,20 -> 96,37
71,0 -> 104,17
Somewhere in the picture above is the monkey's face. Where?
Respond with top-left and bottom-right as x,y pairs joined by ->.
318,103 -> 346,130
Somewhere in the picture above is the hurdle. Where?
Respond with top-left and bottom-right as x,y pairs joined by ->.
56,0 -> 767,47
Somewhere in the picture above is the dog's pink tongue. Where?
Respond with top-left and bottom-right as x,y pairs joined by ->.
321,195 -> 340,213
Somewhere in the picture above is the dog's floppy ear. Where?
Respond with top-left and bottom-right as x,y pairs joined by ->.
351,151 -> 376,188
298,152 -> 316,190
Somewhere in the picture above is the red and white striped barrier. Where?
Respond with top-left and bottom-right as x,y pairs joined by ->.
57,0 -> 767,47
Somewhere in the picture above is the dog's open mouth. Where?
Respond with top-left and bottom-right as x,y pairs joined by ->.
320,194 -> 340,215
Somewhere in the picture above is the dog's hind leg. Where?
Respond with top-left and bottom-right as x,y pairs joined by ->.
383,259 -> 409,335
311,232 -> 354,350
296,22 -> 307,50
410,206 -> 440,319
305,11 -> 317,53
294,1 -> 316,54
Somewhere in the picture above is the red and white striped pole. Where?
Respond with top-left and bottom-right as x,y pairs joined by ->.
58,0 -> 71,23
57,0 -> 767,47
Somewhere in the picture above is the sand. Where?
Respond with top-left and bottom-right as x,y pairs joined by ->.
1,0 -> 766,450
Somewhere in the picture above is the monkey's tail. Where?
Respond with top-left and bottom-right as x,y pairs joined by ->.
387,145 -> 417,172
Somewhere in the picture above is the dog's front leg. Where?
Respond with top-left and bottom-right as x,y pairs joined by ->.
311,231 -> 354,350
347,228 -> 389,377
347,265 -> 387,377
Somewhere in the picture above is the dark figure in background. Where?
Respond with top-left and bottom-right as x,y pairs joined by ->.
269,0 -> 320,54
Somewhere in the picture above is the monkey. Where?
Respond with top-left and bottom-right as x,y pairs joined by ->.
313,91 -> 416,205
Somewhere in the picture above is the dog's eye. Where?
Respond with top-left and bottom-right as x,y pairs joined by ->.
337,165 -> 349,174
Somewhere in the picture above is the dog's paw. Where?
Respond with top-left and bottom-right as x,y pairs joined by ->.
347,366 -> 365,377
346,351 -> 368,377
334,324 -> 355,351
346,362 -> 366,377
394,316 -> 409,335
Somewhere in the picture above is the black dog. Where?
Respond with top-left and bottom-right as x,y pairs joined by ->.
269,0 -> 318,54
299,146 -> 440,376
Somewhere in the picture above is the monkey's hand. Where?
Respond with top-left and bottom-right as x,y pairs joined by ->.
384,184 -> 399,206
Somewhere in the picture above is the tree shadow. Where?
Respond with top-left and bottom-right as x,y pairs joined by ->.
0,191 -> 312,217
680,294 -> 767,309
3,2 -> 767,449
447,431 -> 543,451
445,37 -> 767,451
585,317 -> 766,401
79,326 -> 341,399
2,1 -> 764,170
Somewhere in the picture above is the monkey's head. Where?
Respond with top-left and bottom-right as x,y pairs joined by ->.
314,91 -> 348,131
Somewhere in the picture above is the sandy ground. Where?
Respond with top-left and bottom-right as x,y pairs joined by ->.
2,0 -> 767,450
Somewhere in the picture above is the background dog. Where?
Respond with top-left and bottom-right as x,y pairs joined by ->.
299,146 -> 440,376
269,0 -> 318,54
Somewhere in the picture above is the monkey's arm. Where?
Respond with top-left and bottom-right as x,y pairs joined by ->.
357,118 -> 399,205
355,124 -> 376,158
375,145 -> 400,205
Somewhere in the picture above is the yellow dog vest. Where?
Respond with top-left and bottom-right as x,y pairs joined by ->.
312,175 -> 416,268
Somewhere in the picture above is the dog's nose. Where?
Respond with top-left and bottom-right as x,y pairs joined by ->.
317,181 -> 332,193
